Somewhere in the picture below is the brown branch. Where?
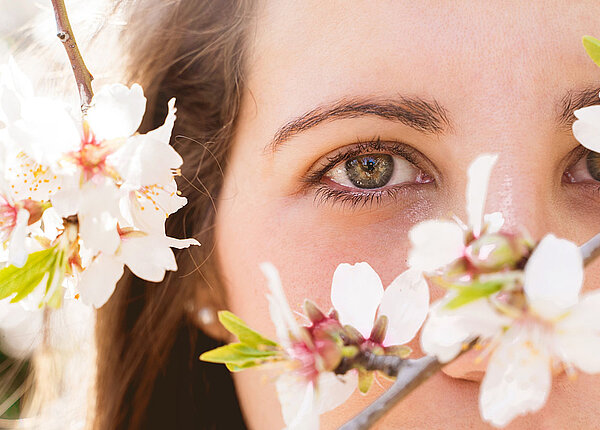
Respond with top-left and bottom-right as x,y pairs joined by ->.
338,340 -> 477,430
338,355 -> 441,430
50,0 -> 94,112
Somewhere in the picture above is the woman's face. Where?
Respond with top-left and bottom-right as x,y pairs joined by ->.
215,1 -> 600,428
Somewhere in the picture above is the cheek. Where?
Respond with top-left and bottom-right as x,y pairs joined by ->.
215,178 -> 441,340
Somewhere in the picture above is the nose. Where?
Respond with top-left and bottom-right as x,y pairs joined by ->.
482,156 -> 552,241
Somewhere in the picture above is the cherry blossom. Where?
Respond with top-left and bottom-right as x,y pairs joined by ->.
330,262 -> 429,347
421,233 -> 600,427
0,57 -> 198,310
408,154 -> 504,273
261,262 -> 357,430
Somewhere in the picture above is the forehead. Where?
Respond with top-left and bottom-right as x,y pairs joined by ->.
243,2 -> 600,130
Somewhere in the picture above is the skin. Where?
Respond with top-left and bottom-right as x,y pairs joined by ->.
214,1 -> 600,428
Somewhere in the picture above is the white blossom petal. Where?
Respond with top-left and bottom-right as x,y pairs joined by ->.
119,234 -> 178,282
378,269 -> 429,346
483,211 -> 504,234
421,298 -> 509,363
466,154 -> 498,237
78,253 -> 124,308
555,330 -> 600,374
524,234 -> 583,320
408,220 -> 464,272
330,262 -> 384,339
480,326 -> 552,428
0,299 -> 42,358
556,290 -> 600,332
573,105 -> 600,152
10,97 -> 81,166
108,135 -> 182,189
276,374 -> 319,430
260,262 -> 301,344
86,83 -> 146,141
316,371 -> 357,414
8,208 -> 29,267
554,290 -> 600,373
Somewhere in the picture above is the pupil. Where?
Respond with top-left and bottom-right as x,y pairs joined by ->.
345,154 -> 394,189
587,151 -> 600,181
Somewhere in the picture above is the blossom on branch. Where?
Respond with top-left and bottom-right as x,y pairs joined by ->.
0,57 -> 198,310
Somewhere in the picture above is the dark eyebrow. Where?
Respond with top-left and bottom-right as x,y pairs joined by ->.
267,96 -> 451,152
558,86 -> 600,131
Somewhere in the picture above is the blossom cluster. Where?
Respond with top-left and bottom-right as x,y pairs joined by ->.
0,58 -> 198,315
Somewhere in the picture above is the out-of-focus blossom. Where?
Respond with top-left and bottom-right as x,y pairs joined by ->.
422,234 -> 600,427
408,154 -> 505,273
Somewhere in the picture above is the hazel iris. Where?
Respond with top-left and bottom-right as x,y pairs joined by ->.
586,151 -> 600,181
345,154 -> 394,189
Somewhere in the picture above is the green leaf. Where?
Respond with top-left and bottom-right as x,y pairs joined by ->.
0,247 -> 60,303
200,342 -> 279,367
217,311 -> 278,348
444,280 -> 503,310
583,36 -> 600,68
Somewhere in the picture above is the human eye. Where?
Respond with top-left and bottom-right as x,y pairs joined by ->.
301,137 -> 435,209
563,148 -> 600,188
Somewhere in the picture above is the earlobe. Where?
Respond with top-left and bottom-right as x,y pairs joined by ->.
187,281 -> 232,341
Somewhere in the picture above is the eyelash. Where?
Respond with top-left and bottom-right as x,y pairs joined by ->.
301,137 -> 432,209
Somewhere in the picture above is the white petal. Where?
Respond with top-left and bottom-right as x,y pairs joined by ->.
480,326 -> 552,428
408,220 -> 464,272
554,290 -> 600,373
121,182 -> 187,234
524,234 -> 583,320
0,303 -> 42,359
8,208 -> 29,267
556,290 -> 600,332
573,105 -> 600,152
378,269 -> 429,346
483,211 -> 505,234
260,262 -> 301,344
276,375 -> 319,430
78,253 -> 124,308
145,97 -> 177,143
10,97 -> 81,165
86,83 -> 146,141
466,153 -> 498,236
119,234 -> 177,282
421,297 -> 509,363
330,262 -> 384,339
164,236 -> 200,249
108,134 -> 182,188
316,371 -> 358,414
555,330 -> 600,374
79,209 -> 120,255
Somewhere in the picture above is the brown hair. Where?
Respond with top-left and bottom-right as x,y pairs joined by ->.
94,0 -> 254,428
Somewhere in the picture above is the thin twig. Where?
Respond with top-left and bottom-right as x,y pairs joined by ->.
339,356 -> 441,430
339,341 -> 477,429
50,0 -> 94,112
